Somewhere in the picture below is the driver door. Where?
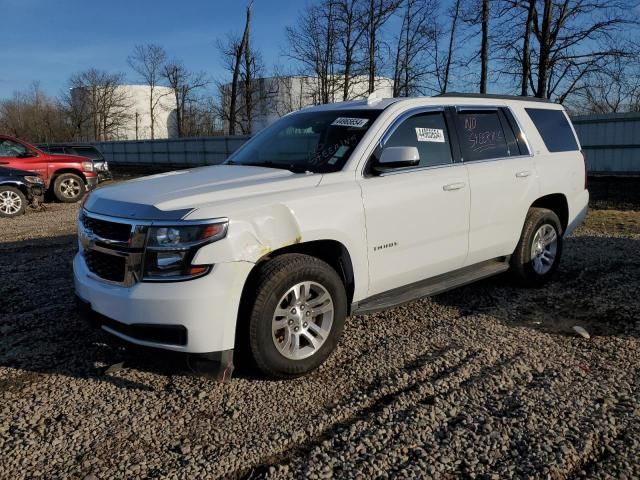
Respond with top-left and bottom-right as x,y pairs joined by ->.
0,138 -> 47,178
358,110 -> 470,297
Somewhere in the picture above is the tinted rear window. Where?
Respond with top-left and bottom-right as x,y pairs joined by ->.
456,111 -> 510,161
71,147 -> 103,160
525,108 -> 579,152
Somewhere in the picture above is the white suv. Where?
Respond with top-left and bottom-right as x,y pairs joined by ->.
74,94 -> 589,379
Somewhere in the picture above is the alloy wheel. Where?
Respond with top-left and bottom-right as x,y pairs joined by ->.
271,281 -> 334,360
0,190 -> 22,215
530,223 -> 558,275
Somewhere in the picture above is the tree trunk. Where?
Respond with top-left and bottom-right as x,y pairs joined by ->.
480,0 -> 489,94
521,0 -> 535,96
229,3 -> 252,135
536,0 -> 552,98
443,0 -> 461,94
368,0 -> 376,94
149,85 -> 155,139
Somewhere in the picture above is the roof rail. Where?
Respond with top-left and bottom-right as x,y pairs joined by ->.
435,92 -> 553,103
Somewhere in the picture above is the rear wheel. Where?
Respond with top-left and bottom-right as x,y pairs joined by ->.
53,173 -> 85,203
0,186 -> 26,217
247,254 -> 347,378
510,208 -> 563,287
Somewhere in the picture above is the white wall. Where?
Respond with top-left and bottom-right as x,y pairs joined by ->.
224,75 -> 395,134
118,85 -> 177,140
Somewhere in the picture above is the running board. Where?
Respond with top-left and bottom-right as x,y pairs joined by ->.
352,257 -> 510,315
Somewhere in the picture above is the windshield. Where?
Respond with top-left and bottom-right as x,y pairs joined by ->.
226,109 -> 382,173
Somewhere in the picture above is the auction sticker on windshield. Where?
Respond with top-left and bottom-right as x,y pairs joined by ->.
416,128 -> 445,143
331,117 -> 369,128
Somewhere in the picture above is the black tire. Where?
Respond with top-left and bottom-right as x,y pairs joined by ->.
510,207 -> 563,287
0,186 -> 27,218
53,173 -> 86,203
247,253 -> 347,378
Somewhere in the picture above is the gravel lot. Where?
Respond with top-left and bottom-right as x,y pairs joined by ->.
1,199 -> 639,479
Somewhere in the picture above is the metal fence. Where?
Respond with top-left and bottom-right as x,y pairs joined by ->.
93,136 -> 251,167
92,112 -> 640,175
572,112 -> 640,175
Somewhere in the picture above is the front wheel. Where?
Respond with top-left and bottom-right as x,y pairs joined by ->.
0,186 -> 26,217
53,173 -> 86,203
247,254 -> 347,378
510,207 -> 563,287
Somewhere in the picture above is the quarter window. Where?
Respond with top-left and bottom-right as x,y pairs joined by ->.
525,108 -> 579,152
383,112 -> 453,168
456,111 -> 511,162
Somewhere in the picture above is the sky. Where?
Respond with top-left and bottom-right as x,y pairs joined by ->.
0,0 -> 301,99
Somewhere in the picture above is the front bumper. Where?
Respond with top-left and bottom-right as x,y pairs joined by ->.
76,295 -> 235,380
97,171 -> 113,183
86,176 -> 99,190
26,185 -> 44,206
73,252 -> 254,354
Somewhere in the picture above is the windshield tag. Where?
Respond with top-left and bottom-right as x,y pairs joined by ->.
331,117 -> 369,128
416,128 -> 445,143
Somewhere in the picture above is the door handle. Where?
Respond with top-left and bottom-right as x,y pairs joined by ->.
515,170 -> 531,178
443,182 -> 466,191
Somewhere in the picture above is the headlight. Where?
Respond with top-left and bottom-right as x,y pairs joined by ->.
82,161 -> 94,172
102,162 -> 109,171
143,222 -> 228,281
24,175 -> 44,184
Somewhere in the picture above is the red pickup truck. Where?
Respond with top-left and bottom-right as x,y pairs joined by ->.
0,134 -> 99,203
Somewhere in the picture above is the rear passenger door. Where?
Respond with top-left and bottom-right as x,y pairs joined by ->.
359,109 -> 470,296
454,107 -> 539,266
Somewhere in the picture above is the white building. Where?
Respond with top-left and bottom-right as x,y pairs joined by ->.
223,75 -> 394,134
72,84 -> 177,140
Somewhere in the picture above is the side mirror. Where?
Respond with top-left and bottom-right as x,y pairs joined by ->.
17,151 -> 37,158
374,146 -> 420,173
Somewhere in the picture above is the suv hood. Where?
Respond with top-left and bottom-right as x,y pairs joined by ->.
45,153 -> 93,163
85,165 -> 322,220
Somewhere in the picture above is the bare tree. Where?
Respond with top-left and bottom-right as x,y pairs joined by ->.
334,0 -> 368,100
162,61 -> 209,137
392,0 -> 438,96
572,50 -> 640,113
64,69 -> 131,141
480,0 -> 490,93
285,1 -> 340,104
0,83 -> 71,142
128,44 -> 168,139
529,0 -> 635,100
363,0 -> 402,93
220,2 -> 253,135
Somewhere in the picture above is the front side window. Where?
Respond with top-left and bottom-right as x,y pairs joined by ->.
226,109 -> 382,174
0,139 -> 28,158
456,111 -> 510,161
383,112 -> 453,168
525,108 -> 579,152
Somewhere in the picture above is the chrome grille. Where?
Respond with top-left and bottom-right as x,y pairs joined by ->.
84,249 -> 127,283
81,215 -> 131,242
79,210 -> 144,286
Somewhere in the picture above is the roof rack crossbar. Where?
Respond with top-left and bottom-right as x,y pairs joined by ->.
435,92 -> 553,103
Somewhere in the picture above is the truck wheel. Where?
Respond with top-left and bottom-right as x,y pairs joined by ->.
247,253 -> 347,378
0,186 -> 26,217
53,173 -> 86,203
511,207 -> 563,287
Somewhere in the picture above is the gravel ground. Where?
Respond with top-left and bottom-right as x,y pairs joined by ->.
1,200 -> 639,479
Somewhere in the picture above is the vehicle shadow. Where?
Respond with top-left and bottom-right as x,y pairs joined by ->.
1,233 -> 638,391
433,234 -> 640,340
0,235 -> 206,392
